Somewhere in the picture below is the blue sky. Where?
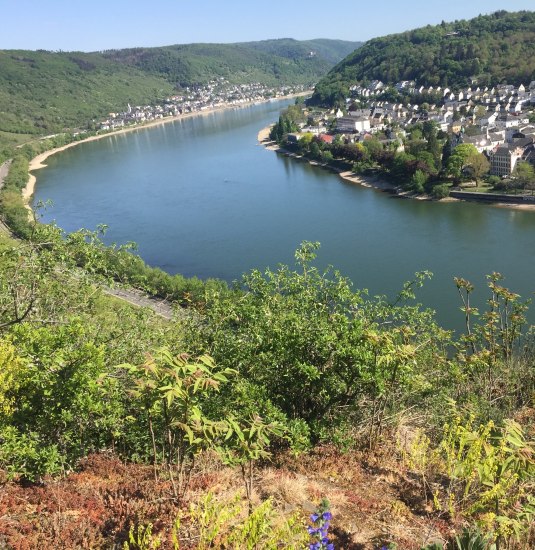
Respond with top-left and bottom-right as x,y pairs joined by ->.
2,0 -> 534,51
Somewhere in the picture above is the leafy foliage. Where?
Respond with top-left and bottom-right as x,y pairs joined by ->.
0,219 -> 533,546
188,242 -> 449,449
438,414 -> 535,546
123,492 -> 309,550
125,349 -> 236,499
269,104 -> 305,141
217,415 -> 285,511
311,10 -> 535,106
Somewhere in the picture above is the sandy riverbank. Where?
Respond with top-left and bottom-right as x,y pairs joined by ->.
257,125 -> 285,153
256,125 -> 273,143
23,92 -> 311,204
337,170 -> 396,192
492,201 -> 535,211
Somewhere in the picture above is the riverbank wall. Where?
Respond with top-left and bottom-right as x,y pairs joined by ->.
450,190 -> 535,205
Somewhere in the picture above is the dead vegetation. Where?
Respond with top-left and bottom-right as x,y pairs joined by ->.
0,444 -> 460,549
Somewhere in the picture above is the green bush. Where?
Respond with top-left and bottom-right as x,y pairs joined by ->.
0,426 -> 62,481
431,183 -> 450,199
2,156 -> 29,191
0,189 -> 32,238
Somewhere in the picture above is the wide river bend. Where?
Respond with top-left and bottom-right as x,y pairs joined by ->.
33,99 -> 535,333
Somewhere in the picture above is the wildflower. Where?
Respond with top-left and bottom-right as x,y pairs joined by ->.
308,499 -> 333,550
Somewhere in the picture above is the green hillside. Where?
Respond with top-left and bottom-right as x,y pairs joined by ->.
0,38 -> 360,149
101,38 -> 362,88
311,10 -> 535,106
243,38 -> 361,65
0,50 -> 174,139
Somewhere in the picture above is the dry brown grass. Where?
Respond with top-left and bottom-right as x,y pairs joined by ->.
0,448 -> 459,549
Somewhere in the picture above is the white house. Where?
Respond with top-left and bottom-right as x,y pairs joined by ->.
336,116 -> 370,133
481,111 -> 498,127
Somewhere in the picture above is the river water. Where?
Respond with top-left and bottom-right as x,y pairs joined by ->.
33,99 -> 535,333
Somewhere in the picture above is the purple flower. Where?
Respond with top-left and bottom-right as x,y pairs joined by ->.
308,500 -> 333,550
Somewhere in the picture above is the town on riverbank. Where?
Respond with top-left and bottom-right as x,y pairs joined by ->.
98,79 -> 310,131
262,80 -> 535,207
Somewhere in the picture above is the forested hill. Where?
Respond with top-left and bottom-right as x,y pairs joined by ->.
0,38 -> 360,145
100,38 -> 362,88
311,10 -> 535,106
0,50 -> 176,139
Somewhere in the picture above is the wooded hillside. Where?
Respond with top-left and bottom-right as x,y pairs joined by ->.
0,38 -> 360,145
311,11 -> 535,106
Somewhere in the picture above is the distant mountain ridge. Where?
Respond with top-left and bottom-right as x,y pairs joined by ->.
101,38 -> 362,88
0,38 -> 361,144
311,10 -> 535,106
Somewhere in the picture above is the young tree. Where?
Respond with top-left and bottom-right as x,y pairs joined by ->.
431,183 -> 450,199
466,152 -> 490,184
422,120 -> 438,141
426,132 -> 443,166
127,350 -> 236,499
446,143 -> 479,182
441,136 -> 452,170
410,169 -> 428,193
217,415 -> 285,513
513,161 -> 535,193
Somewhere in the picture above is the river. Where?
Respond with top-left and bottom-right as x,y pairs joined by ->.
33,99 -> 535,333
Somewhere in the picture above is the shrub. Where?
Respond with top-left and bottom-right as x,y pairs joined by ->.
431,183 -> 450,199
0,426 -> 62,481
123,492 -> 308,550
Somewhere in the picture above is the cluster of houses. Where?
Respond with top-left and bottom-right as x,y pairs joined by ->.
297,81 -> 535,178
99,78 -> 308,132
